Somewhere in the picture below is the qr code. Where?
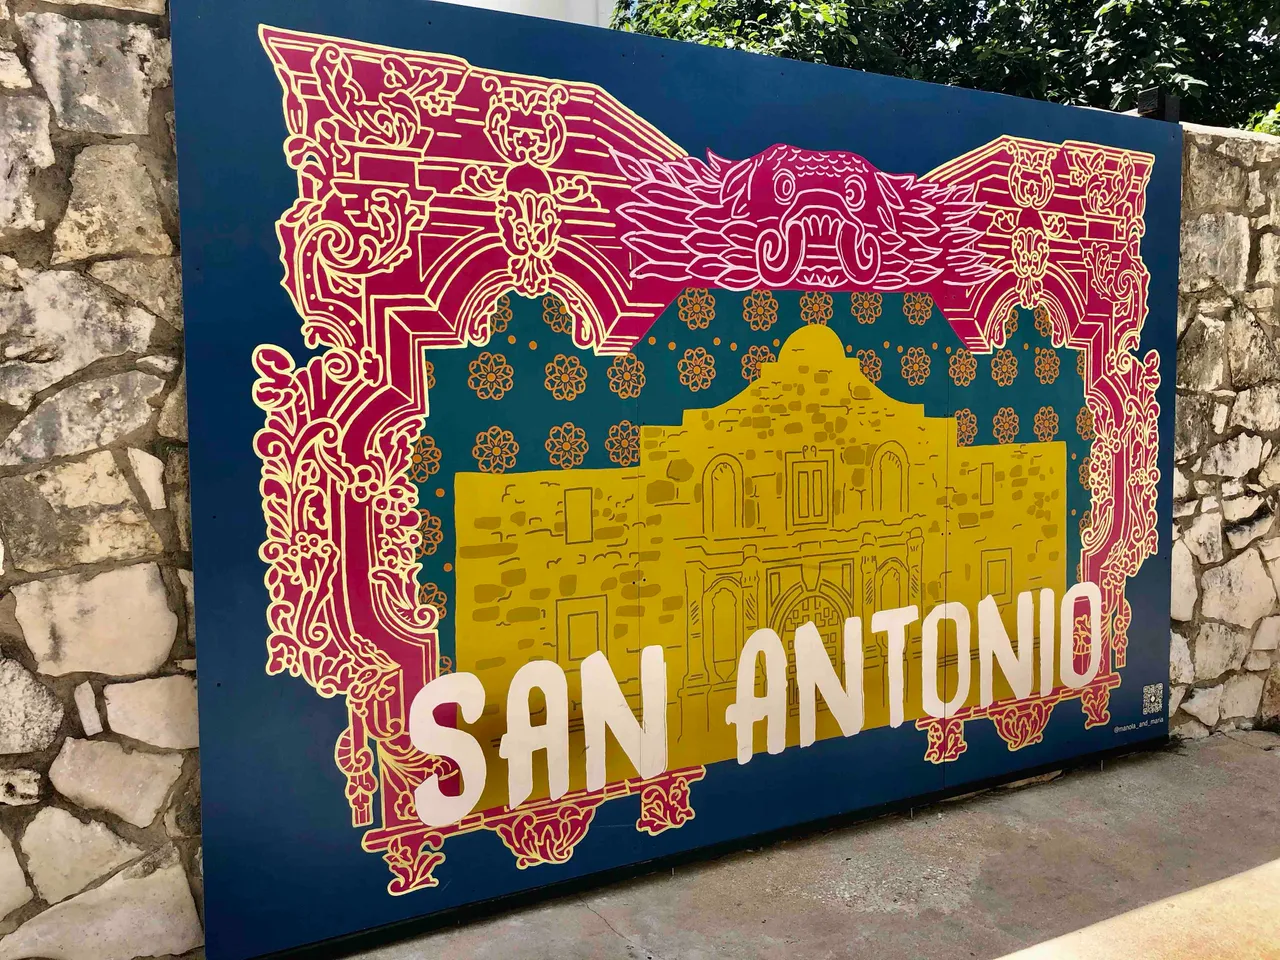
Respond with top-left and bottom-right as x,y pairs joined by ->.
1142,682 -> 1164,716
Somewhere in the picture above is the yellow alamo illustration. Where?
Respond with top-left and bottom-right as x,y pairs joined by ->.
407,325 -> 1096,824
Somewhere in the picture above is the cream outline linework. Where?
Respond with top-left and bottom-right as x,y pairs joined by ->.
251,24 -> 1161,894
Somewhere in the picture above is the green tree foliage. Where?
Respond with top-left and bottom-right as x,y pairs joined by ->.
611,0 -> 1279,128
1252,102 -> 1280,134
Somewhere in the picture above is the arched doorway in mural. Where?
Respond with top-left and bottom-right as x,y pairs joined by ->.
773,590 -> 849,718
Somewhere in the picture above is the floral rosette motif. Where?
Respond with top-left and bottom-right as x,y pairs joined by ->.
547,422 -> 587,469
856,348 -> 882,383
417,582 -> 448,619
678,288 -> 715,329
993,406 -> 1020,444
607,353 -> 645,398
489,294 -> 513,335
851,292 -> 882,324
1077,406 -> 1096,440
1034,303 -> 1053,338
949,348 -> 977,386
903,292 -> 933,325
472,425 -> 519,473
606,420 -> 640,465
544,353 -> 587,400
467,351 -> 514,400
740,344 -> 776,382
742,290 -> 778,331
991,348 -> 1018,387
678,347 -> 716,391
1033,405 -> 1059,442
901,346 -> 931,386
1079,455 -> 1092,488
542,294 -> 572,334
408,434 -> 441,481
415,509 -> 443,558
800,291 -> 833,325
955,408 -> 978,446
1034,347 -> 1059,384
424,359 -> 436,390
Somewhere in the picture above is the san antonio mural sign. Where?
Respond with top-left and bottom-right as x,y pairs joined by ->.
172,3 -> 1179,957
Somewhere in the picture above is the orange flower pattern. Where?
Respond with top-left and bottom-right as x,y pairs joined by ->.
472,426 -> 519,473
1077,405 -> 1095,440
949,348 -> 977,386
542,294 -> 572,334
800,291 -> 833,325
545,353 -> 587,401
489,294 -> 512,335
741,344 -> 776,381
418,582 -> 447,619
1034,347 -> 1059,384
678,288 -> 715,329
546,422 -> 587,469
901,346 -> 931,386
1079,510 -> 1093,537
903,292 -> 933,325
416,293 -> 1089,597
743,290 -> 778,331
607,353 -> 645,399
1033,405 -> 1058,442
851,292 -> 882,325
1034,303 -> 1052,338
416,509 -> 442,559
467,351 -> 514,400
424,359 -> 436,390
678,346 -> 716,391
856,348 -> 882,383
993,406 -> 1020,444
606,420 -> 640,466
408,435 -> 441,482
991,349 -> 1018,387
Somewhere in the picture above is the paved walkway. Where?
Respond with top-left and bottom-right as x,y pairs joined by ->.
1000,857 -> 1280,960
344,732 -> 1280,960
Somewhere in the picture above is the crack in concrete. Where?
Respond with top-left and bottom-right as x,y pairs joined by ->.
578,894 -> 668,960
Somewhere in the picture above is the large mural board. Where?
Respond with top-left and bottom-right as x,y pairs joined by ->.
171,3 -> 1180,957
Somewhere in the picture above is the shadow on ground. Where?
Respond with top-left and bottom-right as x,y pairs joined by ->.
339,733 -> 1280,960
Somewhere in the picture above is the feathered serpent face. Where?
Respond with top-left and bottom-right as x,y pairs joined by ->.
616,142 -> 990,292
731,145 -> 886,287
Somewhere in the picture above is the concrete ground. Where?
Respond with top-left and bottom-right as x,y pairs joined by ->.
345,732 -> 1280,960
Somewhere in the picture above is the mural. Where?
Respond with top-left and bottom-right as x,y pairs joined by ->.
172,4 -> 1179,956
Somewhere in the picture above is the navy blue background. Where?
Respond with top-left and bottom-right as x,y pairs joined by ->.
170,3 -> 1181,958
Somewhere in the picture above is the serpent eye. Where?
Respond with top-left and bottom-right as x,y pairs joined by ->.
772,169 -> 796,204
843,175 -> 866,213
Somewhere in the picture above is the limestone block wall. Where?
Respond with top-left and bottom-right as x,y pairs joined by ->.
0,0 -> 201,956
1171,124 -> 1280,737
0,0 -> 1276,950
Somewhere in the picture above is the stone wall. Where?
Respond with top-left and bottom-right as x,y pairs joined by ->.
0,0 -> 1276,950
0,0 -> 201,956
1171,123 -> 1280,737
